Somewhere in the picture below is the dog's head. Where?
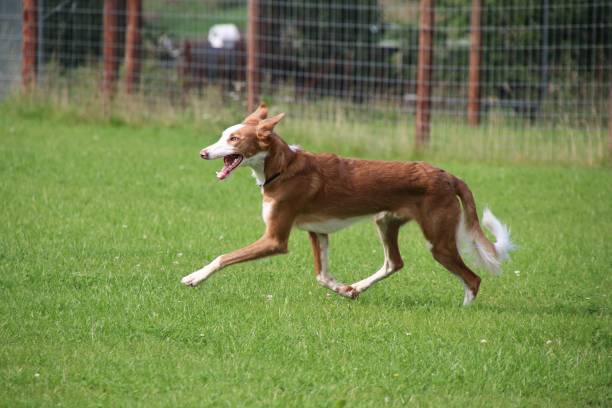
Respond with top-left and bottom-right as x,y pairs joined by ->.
200,103 -> 285,180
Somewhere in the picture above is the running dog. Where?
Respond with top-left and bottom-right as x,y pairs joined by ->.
181,103 -> 513,305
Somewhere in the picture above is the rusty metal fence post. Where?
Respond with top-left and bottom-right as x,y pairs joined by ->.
125,0 -> 142,94
468,0 -> 482,126
415,0 -> 435,147
247,0 -> 260,113
103,0 -> 119,101
22,0 -> 37,90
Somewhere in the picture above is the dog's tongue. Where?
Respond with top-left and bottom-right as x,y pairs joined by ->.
216,155 -> 240,180
216,167 -> 231,180
216,163 -> 232,180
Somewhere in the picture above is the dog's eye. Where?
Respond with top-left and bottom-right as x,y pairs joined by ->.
229,136 -> 239,142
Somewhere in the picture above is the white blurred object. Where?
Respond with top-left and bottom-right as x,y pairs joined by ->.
208,24 -> 241,49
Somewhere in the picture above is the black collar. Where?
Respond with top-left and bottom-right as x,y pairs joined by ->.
263,172 -> 282,187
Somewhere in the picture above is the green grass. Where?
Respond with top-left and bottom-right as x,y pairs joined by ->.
0,106 -> 611,407
6,87 -> 608,166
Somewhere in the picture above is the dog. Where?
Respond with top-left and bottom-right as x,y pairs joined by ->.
181,103 -> 513,305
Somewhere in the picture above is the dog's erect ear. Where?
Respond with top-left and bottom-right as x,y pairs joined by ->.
256,112 -> 285,140
243,102 -> 268,125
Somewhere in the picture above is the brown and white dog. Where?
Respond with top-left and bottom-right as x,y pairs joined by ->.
181,103 -> 513,305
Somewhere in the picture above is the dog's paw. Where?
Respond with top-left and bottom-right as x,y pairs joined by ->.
336,285 -> 360,299
180,271 -> 205,287
181,258 -> 221,287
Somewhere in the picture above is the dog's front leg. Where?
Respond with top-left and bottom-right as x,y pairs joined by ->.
181,205 -> 295,287
181,236 -> 287,287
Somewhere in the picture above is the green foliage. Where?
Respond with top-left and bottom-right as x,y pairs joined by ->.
270,0 -> 382,59
41,0 -> 109,68
430,0 -> 611,95
261,0 -> 385,97
38,0 -> 609,106
479,0 -> 611,89
145,0 -> 247,39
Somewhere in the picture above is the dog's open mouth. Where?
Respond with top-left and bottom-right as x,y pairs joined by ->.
216,154 -> 243,180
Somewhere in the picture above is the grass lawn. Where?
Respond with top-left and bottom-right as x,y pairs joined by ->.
0,108 -> 610,407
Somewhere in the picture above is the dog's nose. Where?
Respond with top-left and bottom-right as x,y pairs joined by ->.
200,149 -> 209,159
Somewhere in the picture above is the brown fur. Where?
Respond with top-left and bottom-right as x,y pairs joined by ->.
308,231 -> 322,277
193,104 -> 506,303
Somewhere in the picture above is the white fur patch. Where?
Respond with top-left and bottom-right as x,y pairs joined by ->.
221,123 -> 244,141
463,283 -> 475,306
297,217 -> 365,234
456,212 -> 472,255
350,213 -> 402,293
456,208 -> 514,275
451,274 -> 476,306
313,234 -> 341,291
243,151 -> 268,186
482,208 -> 514,263
262,201 -> 273,225
289,144 -> 302,152
204,124 -> 244,159
181,256 -> 222,286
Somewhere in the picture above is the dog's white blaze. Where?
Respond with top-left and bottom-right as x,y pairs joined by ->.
221,123 -> 244,140
297,216 -> 365,234
204,124 -> 244,159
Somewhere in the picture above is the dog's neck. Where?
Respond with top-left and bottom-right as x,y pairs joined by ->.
247,134 -> 297,187
246,152 -> 268,186
264,134 -> 296,182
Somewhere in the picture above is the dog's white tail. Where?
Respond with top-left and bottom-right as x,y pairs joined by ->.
482,208 -> 513,263
457,208 -> 514,275
454,177 -> 514,275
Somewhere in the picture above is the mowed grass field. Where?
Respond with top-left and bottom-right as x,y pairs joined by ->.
1,107 -> 611,407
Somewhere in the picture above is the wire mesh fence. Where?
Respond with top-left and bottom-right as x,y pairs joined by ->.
1,0 -> 610,163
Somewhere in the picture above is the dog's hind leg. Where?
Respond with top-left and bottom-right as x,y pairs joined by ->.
420,202 -> 481,306
308,232 -> 357,298
431,241 -> 481,306
350,212 -> 407,296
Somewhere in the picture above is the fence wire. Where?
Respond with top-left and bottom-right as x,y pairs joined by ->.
1,0 -> 610,163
